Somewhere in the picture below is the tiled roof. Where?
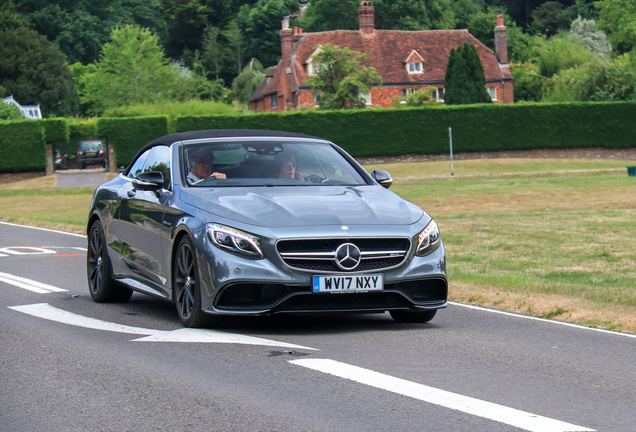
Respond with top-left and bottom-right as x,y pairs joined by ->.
289,28 -> 509,87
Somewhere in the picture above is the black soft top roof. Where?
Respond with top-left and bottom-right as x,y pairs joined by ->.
126,129 -> 327,172
145,129 -> 323,147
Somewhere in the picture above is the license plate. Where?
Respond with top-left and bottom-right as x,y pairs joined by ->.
313,274 -> 383,293
86,151 -> 96,156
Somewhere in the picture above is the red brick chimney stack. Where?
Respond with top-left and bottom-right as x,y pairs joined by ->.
494,14 -> 508,65
359,1 -> 375,35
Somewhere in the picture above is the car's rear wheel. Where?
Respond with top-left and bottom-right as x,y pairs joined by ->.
173,236 -> 211,328
390,309 -> 437,323
87,220 -> 132,302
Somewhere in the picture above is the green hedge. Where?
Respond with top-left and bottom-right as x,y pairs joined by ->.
0,121 -> 46,172
176,102 -> 636,157
96,116 -> 168,167
1,102 -> 635,173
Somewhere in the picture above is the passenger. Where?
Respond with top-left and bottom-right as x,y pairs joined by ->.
187,147 -> 227,183
276,152 -> 304,181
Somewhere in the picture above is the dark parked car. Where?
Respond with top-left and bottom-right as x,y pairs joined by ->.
77,140 -> 106,169
87,130 -> 447,327
54,149 -> 67,170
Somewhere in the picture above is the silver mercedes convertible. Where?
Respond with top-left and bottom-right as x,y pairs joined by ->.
87,130 -> 447,327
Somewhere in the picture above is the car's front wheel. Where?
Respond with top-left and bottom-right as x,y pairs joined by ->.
87,220 -> 132,302
390,309 -> 437,323
173,236 -> 212,328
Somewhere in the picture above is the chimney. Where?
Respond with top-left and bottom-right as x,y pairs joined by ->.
280,17 -> 292,70
292,26 -> 303,45
359,1 -> 375,35
494,14 -> 508,65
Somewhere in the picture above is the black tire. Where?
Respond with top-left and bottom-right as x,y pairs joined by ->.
173,236 -> 211,328
87,220 -> 133,302
390,309 -> 437,323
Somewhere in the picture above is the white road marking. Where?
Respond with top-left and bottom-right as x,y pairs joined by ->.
450,302 -> 636,339
0,220 -> 86,238
0,272 -> 68,294
290,358 -> 595,432
8,303 -> 316,350
0,246 -> 56,255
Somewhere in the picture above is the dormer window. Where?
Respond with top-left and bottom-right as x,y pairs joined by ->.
404,50 -> 425,75
306,46 -> 324,76
408,62 -> 423,74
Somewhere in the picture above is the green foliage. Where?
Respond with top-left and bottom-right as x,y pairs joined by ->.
81,25 -> 177,115
373,0 -> 457,30
0,121 -> 45,172
544,56 -> 635,102
536,36 -> 595,77
14,0 -> 166,64
96,116 -> 168,166
570,16 -> 612,57
0,102 -> 23,120
305,44 -> 382,110
175,102 -> 636,157
0,4 -> 79,117
237,0 -> 299,68
595,0 -> 636,53
297,0 -> 361,31
392,88 -> 438,107
444,43 -> 492,105
232,59 -> 266,104
511,62 -> 544,102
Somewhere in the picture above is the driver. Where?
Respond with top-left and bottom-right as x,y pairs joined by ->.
187,147 -> 227,183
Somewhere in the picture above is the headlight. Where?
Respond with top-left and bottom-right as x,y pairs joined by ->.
207,224 -> 263,258
415,220 -> 441,256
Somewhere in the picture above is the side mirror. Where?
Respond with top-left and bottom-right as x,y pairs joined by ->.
372,169 -> 393,189
132,171 -> 165,191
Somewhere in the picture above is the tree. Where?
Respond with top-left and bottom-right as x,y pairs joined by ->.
444,43 -> 492,105
232,59 -> 266,104
0,101 -> 24,120
81,25 -> 177,115
543,56 -> 635,102
305,44 -> 382,110
373,0 -> 457,30
200,26 -> 226,81
14,0 -> 166,65
298,0 -> 361,32
595,0 -> 636,53
0,3 -> 79,116
569,16 -> 612,57
237,0 -> 299,68
224,19 -> 246,75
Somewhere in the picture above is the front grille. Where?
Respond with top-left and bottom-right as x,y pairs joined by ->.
277,237 -> 410,273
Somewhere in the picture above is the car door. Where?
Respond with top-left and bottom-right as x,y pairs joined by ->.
117,145 -> 172,295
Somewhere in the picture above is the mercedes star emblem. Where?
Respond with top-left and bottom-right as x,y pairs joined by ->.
335,243 -> 361,270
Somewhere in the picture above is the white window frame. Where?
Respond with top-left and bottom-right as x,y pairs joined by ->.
407,62 -> 423,74
487,86 -> 497,101
432,87 -> 444,102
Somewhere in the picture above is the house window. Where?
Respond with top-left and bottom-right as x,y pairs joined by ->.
401,88 -> 417,97
432,87 -> 444,102
487,86 -> 497,101
407,62 -> 423,74
270,94 -> 278,109
359,92 -> 371,107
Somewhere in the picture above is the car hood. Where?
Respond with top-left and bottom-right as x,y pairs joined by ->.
180,186 -> 425,227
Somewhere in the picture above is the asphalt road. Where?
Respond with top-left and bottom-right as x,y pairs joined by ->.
55,168 -> 109,188
1,221 -> 634,432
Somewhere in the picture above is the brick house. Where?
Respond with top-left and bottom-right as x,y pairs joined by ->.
249,1 -> 513,112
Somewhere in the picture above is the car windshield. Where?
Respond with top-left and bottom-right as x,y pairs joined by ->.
183,140 -> 368,187
80,141 -> 103,152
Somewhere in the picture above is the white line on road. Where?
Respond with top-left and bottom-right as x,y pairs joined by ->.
8,303 -> 316,350
290,358 -> 595,432
0,220 -> 86,238
450,302 -> 636,339
0,271 -> 68,294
